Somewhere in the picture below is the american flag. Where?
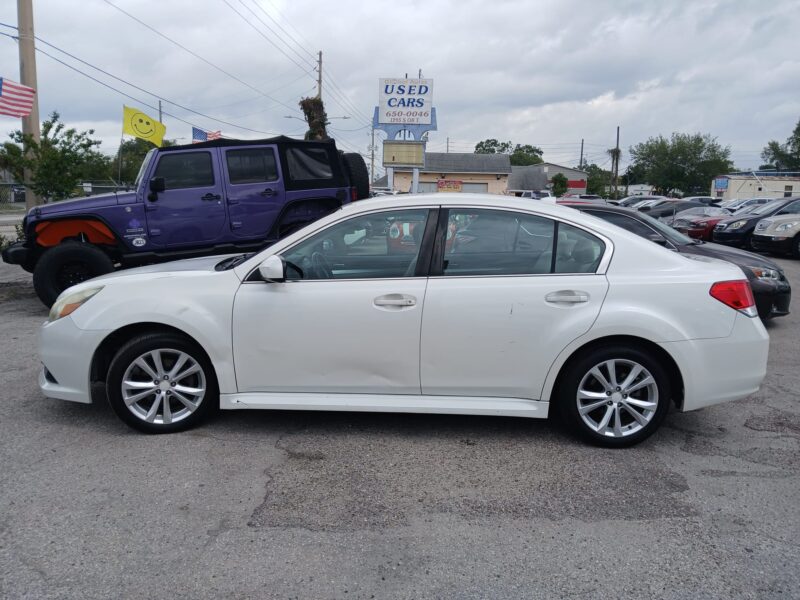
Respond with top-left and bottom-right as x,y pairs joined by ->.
191,127 -> 222,143
0,77 -> 36,118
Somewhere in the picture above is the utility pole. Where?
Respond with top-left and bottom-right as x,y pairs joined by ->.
579,138 -> 584,169
369,124 -> 376,184
316,51 -> 322,98
612,126 -> 620,198
158,99 -> 162,122
446,137 -> 449,153
18,0 -> 41,209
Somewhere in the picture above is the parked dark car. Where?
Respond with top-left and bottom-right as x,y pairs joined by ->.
640,200 -> 708,219
563,203 -> 791,320
713,197 -> 800,250
1,136 -> 370,306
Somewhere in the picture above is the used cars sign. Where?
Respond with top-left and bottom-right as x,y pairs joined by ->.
379,78 -> 433,125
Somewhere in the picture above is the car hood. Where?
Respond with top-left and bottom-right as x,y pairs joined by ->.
679,241 -> 782,270
29,191 -> 135,218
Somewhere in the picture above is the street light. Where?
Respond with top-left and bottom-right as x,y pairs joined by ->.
283,115 -> 351,122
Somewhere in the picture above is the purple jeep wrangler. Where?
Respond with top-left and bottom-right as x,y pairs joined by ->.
2,136 -> 370,306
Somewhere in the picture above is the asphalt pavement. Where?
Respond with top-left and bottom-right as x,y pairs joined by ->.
0,257 -> 798,599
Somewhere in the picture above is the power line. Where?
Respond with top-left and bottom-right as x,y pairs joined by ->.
221,0 -> 317,77
100,0 -> 296,112
248,0 -> 316,61
0,30 -> 283,136
0,31 -> 286,137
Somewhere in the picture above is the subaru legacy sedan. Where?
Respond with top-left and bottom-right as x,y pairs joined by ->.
39,195 -> 768,447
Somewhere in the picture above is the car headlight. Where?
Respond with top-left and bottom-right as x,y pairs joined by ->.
745,266 -> 780,281
48,287 -> 103,322
775,221 -> 799,232
729,220 -> 748,230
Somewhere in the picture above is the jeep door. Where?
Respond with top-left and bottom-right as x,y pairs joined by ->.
144,148 -> 227,247
222,145 -> 285,241
232,207 -> 436,394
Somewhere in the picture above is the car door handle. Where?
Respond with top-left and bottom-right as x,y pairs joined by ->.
545,290 -> 590,304
260,188 -> 275,197
374,294 -> 417,309
201,193 -> 221,201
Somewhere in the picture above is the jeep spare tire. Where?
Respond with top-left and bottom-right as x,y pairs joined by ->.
342,152 -> 370,200
33,242 -> 114,307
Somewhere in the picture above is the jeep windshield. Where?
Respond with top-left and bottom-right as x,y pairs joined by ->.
134,149 -> 157,188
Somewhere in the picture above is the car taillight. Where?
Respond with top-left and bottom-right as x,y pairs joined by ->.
709,280 -> 757,317
351,188 -> 358,202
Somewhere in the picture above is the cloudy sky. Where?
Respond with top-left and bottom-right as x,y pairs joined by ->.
1,0 -> 799,175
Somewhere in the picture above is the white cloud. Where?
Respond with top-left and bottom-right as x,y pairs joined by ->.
0,0 -> 797,171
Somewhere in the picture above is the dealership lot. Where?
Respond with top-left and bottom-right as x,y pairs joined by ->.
0,258 -> 798,599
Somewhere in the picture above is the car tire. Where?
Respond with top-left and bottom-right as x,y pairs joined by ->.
792,234 -> 800,259
557,344 -> 672,448
106,332 -> 218,434
342,152 -> 370,200
33,242 -> 114,307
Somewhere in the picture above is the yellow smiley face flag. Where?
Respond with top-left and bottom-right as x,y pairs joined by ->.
122,105 -> 166,147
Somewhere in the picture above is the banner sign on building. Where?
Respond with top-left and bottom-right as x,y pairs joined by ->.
378,78 -> 433,125
437,180 -> 462,192
714,178 -> 729,190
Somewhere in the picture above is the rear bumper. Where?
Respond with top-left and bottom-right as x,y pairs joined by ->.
751,234 -> 794,254
659,312 -> 769,412
1,240 -> 29,265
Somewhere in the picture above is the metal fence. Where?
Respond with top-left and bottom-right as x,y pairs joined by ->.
0,181 -> 129,205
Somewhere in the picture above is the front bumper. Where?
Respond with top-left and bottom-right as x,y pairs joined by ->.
751,276 -> 792,319
1,240 -> 29,265
751,234 -> 794,254
660,312 -> 769,412
38,315 -> 110,404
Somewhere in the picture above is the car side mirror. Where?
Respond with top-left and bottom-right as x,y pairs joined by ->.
258,255 -> 286,282
149,177 -> 166,192
639,205 -> 651,212
648,233 -> 668,246
148,177 -> 166,202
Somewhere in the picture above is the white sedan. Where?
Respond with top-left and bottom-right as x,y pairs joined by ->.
39,195 -> 769,447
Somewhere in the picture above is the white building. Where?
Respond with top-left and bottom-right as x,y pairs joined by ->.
711,172 -> 800,201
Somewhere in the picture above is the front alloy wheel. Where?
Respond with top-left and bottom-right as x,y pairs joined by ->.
106,333 -> 217,433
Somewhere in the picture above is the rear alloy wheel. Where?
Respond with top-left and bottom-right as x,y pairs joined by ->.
106,333 -> 217,433
559,346 -> 671,447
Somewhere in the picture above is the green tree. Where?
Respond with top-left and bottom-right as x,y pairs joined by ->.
0,111 -> 110,202
761,118 -> 800,170
475,139 -> 512,154
509,144 -> 543,166
582,163 -> 612,196
551,173 -> 568,197
299,96 -> 329,141
628,132 -> 733,196
475,139 -> 543,165
115,137 -> 176,185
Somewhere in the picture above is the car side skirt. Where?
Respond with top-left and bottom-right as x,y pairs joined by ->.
221,392 -> 550,419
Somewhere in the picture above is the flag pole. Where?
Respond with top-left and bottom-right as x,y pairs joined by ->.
118,107 -> 124,187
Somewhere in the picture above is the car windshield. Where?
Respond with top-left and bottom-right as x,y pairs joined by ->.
733,204 -> 760,215
750,199 -> 786,216
134,149 -> 157,188
637,211 -> 694,245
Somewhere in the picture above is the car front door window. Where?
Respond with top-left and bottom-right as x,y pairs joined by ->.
282,209 -> 432,280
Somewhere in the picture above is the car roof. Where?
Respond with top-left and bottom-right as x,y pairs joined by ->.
160,135 -> 337,152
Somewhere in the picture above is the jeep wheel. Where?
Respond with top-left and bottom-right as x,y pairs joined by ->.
33,242 -> 114,307
343,152 -> 370,200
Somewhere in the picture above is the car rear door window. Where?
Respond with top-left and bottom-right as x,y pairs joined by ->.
154,152 -> 214,189
439,209 -> 605,276
281,209 -> 432,280
226,148 -> 278,184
